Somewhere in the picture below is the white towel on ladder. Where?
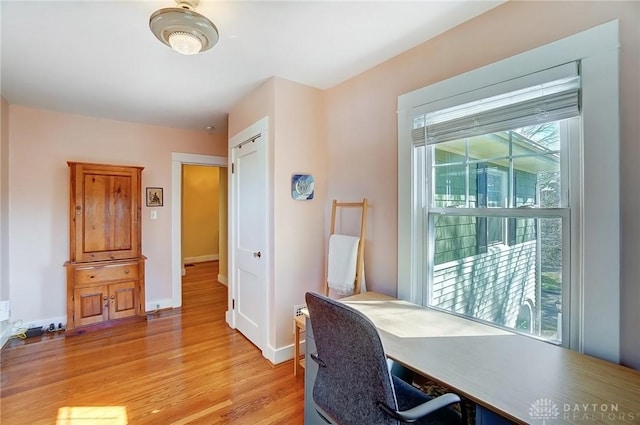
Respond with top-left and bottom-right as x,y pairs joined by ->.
327,234 -> 360,295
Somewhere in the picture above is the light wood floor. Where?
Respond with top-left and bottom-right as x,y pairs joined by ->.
0,261 -> 305,424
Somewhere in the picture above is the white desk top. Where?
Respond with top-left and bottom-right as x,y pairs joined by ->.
340,292 -> 640,425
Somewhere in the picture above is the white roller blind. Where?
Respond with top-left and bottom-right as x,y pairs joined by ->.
412,64 -> 580,146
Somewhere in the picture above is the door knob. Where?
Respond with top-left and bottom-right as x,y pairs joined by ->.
253,251 -> 262,258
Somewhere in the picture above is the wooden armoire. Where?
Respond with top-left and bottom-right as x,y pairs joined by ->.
64,162 -> 146,334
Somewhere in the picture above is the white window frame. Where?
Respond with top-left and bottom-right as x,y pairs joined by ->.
397,20 -> 620,362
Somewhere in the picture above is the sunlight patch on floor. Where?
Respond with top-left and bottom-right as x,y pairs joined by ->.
57,406 -> 128,425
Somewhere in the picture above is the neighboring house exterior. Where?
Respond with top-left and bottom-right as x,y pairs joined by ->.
429,129 -> 561,339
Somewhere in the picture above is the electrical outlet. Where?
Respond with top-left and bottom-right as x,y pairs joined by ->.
147,302 -> 161,312
293,304 -> 306,317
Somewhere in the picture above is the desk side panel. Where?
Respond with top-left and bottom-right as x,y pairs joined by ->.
304,318 -> 329,424
477,406 -> 517,425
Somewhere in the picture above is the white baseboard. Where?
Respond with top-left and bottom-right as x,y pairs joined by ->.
184,255 -> 219,264
264,340 -> 305,365
218,274 -> 228,286
225,309 -> 301,365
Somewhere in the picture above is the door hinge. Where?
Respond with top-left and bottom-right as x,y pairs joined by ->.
231,163 -> 235,174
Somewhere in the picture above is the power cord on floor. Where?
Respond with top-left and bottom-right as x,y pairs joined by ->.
7,320 -> 66,340
9,320 -> 27,340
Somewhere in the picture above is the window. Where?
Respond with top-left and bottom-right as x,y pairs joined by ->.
398,21 -> 621,358
412,72 -> 578,342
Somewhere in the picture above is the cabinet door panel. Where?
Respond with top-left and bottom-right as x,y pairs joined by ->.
74,286 -> 108,327
83,173 -> 133,253
109,281 -> 137,320
71,163 -> 141,262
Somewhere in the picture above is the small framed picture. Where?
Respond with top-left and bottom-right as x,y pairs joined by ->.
146,187 -> 163,207
291,174 -> 314,200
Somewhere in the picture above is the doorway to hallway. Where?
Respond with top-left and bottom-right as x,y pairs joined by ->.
171,153 -> 227,308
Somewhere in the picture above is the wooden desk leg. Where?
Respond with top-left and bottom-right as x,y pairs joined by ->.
294,320 -> 300,377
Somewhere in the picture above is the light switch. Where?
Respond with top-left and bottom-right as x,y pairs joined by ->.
150,210 -> 158,220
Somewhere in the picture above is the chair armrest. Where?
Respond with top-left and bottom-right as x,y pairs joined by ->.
378,393 -> 461,423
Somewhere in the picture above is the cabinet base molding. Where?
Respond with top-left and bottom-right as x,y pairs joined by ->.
65,315 -> 147,336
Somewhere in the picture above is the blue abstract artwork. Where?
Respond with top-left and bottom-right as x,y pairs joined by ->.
291,174 -> 315,200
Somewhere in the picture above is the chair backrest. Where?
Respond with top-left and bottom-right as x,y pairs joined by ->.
305,291 -> 400,425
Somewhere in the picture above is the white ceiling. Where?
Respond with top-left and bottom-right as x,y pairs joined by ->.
1,1 -> 503,135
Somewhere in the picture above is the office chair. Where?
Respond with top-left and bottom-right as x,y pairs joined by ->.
305,292 -> 464,425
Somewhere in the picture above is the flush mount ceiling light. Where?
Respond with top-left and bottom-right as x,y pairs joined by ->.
149,0 -> 219,56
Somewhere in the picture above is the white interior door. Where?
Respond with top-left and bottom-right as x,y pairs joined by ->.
230,123 -> 267,353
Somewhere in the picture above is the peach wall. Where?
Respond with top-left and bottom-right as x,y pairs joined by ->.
324,1 -> 640,368
7,105 -> 226,326
182,164 -> 219,260
228,77 -> 327,357
1,97 -> 10,346
228,79 -> 275,139
1,97 -> 9,302
272,78 -> 326,348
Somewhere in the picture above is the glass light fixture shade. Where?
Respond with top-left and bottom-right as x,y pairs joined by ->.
168,31 -> 202,55
149,4 -> 219,55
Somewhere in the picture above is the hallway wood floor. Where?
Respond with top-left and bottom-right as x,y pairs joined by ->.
0,261 -> 304,424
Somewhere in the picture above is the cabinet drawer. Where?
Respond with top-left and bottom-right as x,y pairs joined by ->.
75,264 -> 139,284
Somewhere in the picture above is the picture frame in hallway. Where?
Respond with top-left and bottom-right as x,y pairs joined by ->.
146,187 -> 163,207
